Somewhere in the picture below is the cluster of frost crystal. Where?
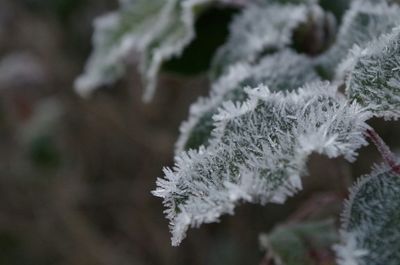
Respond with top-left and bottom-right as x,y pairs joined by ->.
175,50 -> 320,153
317,0 -> 400,77
336,164 -> 400,265
211,1 -> 312,76
153,82 -> 370,246
334,232 -> 368,265
75,0 -> 214,101
343,26 -> 400,120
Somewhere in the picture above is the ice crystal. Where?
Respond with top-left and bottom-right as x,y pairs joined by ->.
154,82 -> 370,246
343,26 -> 400,120
317,0 -> 400,78
334,232 -> 368,265
175,50 -> 320,154
210,1 -> 314,77
335,163 -> 400,265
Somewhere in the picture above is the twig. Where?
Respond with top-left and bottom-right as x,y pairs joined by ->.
285,192 -> 342,224
259,252 -> 274,265
366,129 -> 400,174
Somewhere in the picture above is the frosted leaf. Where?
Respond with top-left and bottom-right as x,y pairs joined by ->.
153,82 -> 370,246
316,0 -> 400,78
343,26 -> 400,120
175,50 -> 320,154
259,220 -> 338,265
335,163 -> 400,265
210,1 -> 313,77
75,0 -> 214,101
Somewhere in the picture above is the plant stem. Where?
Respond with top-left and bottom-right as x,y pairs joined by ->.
366,129 -> 400,174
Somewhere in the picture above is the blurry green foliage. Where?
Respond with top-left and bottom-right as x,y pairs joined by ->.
0,233 -> 29,265
29,134 -> 61,169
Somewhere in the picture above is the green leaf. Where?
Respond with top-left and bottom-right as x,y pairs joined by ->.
210,1 -> 313,78
75,0 -> 215,101
154,82 -> 369,246
259,220 -> 338,265
335,163 -> 400,265
343,26 -> 400,120
316,0 -> 400,79
175,50 -> 320,153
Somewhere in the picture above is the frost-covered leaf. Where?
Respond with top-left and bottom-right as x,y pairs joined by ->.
176,50 -> 320,153
153,82 -> 370,246
210,1 -> 314,77
259,219 -> 338,265
335,163 -> 400,265
316,0 -> 400,78
75,0 -> 214,101
342,26 -> 400,120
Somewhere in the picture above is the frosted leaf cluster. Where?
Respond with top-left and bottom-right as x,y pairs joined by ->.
153,82 -> 370,246
76,0 -> 400,256
176,50 -> 320,153
317,0 -> 400,77
343,26 -> 400,120
335,164 -> 400,265
75,0 -> 214,101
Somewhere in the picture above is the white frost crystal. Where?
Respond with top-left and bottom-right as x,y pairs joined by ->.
211,1 -> 311,76
317,0 -> 400,77
334,232 -> 368,265
343,26 -> 400,120
335,163 -> 400,265
175,50 -> 320,154
154,82 -> 370,246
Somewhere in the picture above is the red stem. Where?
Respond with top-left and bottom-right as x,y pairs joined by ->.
366,129 -> 400,174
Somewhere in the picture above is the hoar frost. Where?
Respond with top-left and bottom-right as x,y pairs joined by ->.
211,1 -> 313,76
176,50 -> 320,153
317,0 -> 400,77
343,26 -> 400,120
335,164 -> 400,265
154,82 -> 370,246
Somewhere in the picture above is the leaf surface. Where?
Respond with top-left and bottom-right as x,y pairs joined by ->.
343,26 -> 400,120
317,0 -> 400,78
154,82 -> 369,246
210,1 -> 313,77
335,163 -> 400,265
260,220 -> 338,265
176,50 -> 320,153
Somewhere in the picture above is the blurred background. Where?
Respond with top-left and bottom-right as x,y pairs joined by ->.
0,0 -> 399,264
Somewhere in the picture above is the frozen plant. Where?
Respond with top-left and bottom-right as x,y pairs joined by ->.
79,0 -> 400,264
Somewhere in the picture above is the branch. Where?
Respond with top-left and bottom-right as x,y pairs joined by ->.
366,129 -> 400,174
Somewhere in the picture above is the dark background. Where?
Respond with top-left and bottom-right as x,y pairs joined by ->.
0,1 -> 399,264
